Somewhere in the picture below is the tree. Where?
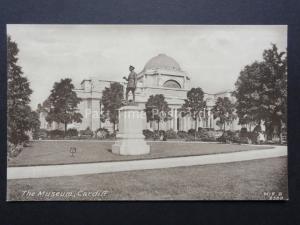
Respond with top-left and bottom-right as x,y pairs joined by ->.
101,82 -> 124,133
37,99 -> 51,113
145,94 -> 171,131
46,78 -> 82,135
233,62 -> 264,131
211,97 -> 236,132
234,44 -> 287,140
29,110 -> 41,139
7,36 -> 35,145
181,87 -> 206,138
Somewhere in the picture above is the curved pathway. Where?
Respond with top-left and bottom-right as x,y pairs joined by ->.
7,145 -> 287,180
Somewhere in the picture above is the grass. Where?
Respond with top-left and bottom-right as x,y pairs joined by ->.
7,156 -> 288,201
8,140 -> 272,167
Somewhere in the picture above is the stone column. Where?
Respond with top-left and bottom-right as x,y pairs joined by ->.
169,108 -> 173,130
184,117 -> 187,131
208,108 -> 211,128
187,117 -> 191,130
173,108 -> 178,131
180,117 -> 184,131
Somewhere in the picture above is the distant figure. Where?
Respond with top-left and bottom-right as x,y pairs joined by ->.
123,65 -> 137,103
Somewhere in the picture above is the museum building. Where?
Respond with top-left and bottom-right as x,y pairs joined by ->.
40,54 -> 240,132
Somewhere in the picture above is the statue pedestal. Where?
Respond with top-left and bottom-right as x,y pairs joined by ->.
112,105 -> 150,155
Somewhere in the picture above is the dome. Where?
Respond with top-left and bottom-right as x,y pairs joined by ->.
143,54 -> 182,71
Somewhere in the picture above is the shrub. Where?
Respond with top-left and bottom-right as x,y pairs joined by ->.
8,129 -> 30,146
185,135 -> 201,141
153,130 -> 166,140
33,128 -> 48,140
199,130 -> 217,142
66,128 -> 78,137
165,129 -> 177,139
177,131 -> 189,139
47,129 -> 65,139
7,142 -> 23,158
143,129 -> 154,139
248,132 -> 259,144
79,127 -> 93,137
216,129 -> 261,144
216,132 -> 227,143
108,132 -> 116,139
184,129 -> 217,142
96,128 -> 109,139
201,136 -> 216,142
188,129 -> 196,136
196,129 -> 206,138
231,132 -> 241,143
217,130 -> 240,143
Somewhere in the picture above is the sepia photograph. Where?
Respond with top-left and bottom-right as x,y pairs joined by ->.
6,25 -> 288,201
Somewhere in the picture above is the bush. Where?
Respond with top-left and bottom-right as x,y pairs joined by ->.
96,128 -> 109,139
238,128 -> 259,144
143,129 -> 154,139
8,131 -> 30,146
231,132 -> 241,143
79,127 -> 94,137
47,129 -> 65,139
177,131 -> 189,139
217,130 -> 261,144
199,130 -> 217,142
66,128 -> 78,137
181,129 -> 218,142
248,132 -> 259,144
143,130 -> 167,140
185,135 -> 201,141
188,129 -> 196,136
165,129 -> 177,139
153,130 -> 166,140
33,128 -> 48,140
217,130 -> 240,143
7,142 -> 23,158
108,132 -> 116,139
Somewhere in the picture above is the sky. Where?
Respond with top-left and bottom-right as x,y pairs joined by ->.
7,25 -> 287,109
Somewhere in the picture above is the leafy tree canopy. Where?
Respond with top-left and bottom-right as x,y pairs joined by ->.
7,36 -> 37,145
46,78 -> 82,133
234,44 -> 287,136
181,87 -> 206,120
101,82 -> 124,132
211,96 -> 236,131
145,94 -> 171,130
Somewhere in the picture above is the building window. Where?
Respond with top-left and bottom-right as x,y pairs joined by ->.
163,80 -> 181,89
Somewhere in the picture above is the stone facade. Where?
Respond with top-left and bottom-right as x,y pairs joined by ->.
40,53 -> 241,132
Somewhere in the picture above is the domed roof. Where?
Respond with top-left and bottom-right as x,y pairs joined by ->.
143,54 -> 182,71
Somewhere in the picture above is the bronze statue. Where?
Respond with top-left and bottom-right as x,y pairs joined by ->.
123,65 -> 137,103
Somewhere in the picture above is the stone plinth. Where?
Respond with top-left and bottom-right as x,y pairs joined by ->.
112,105 -> 150,155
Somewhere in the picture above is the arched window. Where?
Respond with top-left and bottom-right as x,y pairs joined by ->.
163,80 -> 181,89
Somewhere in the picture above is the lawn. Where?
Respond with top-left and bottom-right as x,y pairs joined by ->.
7,156 -> 288,201
8,140 -> 272,167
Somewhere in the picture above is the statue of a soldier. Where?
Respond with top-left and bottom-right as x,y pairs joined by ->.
123,65 -> 137,103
